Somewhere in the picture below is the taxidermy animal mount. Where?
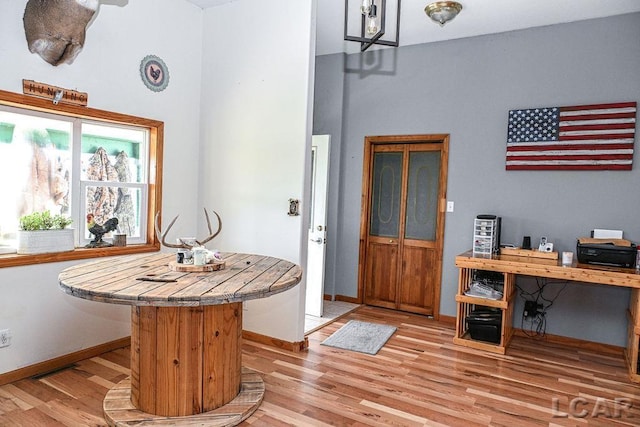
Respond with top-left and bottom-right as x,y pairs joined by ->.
23,0 -> 100,66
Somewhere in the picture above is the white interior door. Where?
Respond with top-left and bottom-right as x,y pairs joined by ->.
305,135 -> 330,317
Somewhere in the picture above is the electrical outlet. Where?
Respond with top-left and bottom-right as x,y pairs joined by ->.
0,329 -> 11,348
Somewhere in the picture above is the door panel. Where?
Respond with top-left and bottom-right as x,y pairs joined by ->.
398,246 -> 436,314
359,135 -> 449,318
364,240 -> 398,309
405,151 -> 440,241
369,151 -> 402,238
363,150 -> 402,308
398,149 -> 441,314
305,135 -> 330,317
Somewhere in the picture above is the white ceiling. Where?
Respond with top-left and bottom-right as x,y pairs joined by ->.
187,0 -> 640,56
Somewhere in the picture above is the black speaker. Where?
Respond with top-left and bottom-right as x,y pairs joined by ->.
522,236 -> 531,250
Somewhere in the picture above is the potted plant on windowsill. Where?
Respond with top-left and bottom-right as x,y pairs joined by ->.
17,211 -> 74,255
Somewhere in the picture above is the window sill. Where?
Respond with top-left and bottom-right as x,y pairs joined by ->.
0,243 -> 161,268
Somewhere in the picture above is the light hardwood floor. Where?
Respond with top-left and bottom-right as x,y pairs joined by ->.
304,300 -> 360,334
1,305 -> 639,426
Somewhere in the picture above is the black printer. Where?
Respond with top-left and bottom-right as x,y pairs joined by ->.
576,238 -> 637,268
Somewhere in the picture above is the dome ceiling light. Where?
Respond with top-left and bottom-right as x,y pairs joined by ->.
425,1 -> 463,26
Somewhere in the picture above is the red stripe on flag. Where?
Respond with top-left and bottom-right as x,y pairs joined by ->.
560,112 -> 637,121
560,102 -> 637,112
507,154 -> 633,161
506,163 -> 632,171
506,143 -> 634,152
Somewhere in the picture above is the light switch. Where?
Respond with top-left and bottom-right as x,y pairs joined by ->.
447,201 -> 454,212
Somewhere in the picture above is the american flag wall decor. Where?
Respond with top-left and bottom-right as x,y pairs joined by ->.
505,102 -> 637,170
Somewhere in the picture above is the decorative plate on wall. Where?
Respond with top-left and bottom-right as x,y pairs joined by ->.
139,55 -> 169,92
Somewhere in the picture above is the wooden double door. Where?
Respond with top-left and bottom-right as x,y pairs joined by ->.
358,135 -> 449,317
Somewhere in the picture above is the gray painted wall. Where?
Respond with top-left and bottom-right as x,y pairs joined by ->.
313,13 -> 640,346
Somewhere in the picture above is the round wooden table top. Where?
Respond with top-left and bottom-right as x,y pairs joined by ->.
58,252 -> 303,306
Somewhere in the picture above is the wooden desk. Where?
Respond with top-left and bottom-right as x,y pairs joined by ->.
453,251 -> 640,382
59,252 -> 302,426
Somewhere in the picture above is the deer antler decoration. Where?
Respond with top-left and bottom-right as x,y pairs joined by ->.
155,208 -> 222,249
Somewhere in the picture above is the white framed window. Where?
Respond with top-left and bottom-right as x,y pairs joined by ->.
0,89 -> 163,267
77,121 -> 149,246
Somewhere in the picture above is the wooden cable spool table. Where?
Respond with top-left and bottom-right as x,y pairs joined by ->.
58,252 -> 302,426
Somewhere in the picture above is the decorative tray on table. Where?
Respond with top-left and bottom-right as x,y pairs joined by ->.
168,260 -> 226,272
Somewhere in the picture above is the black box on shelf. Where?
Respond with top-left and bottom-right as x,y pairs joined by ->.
466,307 -> 502,344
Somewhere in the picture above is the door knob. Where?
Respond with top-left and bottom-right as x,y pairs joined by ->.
310,238 -> 323,243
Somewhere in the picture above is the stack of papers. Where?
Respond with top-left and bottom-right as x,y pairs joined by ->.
465,282 -> 503,300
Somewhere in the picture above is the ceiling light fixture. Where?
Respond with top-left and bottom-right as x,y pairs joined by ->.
424,1 -> 462,26
344,0 -> 401,52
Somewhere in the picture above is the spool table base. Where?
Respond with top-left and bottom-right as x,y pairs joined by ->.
103,368 -> 264,426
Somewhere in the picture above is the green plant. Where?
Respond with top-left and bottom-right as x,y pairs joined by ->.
19,211 -> 73,231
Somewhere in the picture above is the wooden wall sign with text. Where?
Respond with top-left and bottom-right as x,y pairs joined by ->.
22,80 -> 88,106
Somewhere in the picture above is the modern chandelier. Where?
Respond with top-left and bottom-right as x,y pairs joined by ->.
344,0 -> 401,52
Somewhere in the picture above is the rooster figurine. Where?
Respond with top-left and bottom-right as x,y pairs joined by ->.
85,213 -> 119,248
